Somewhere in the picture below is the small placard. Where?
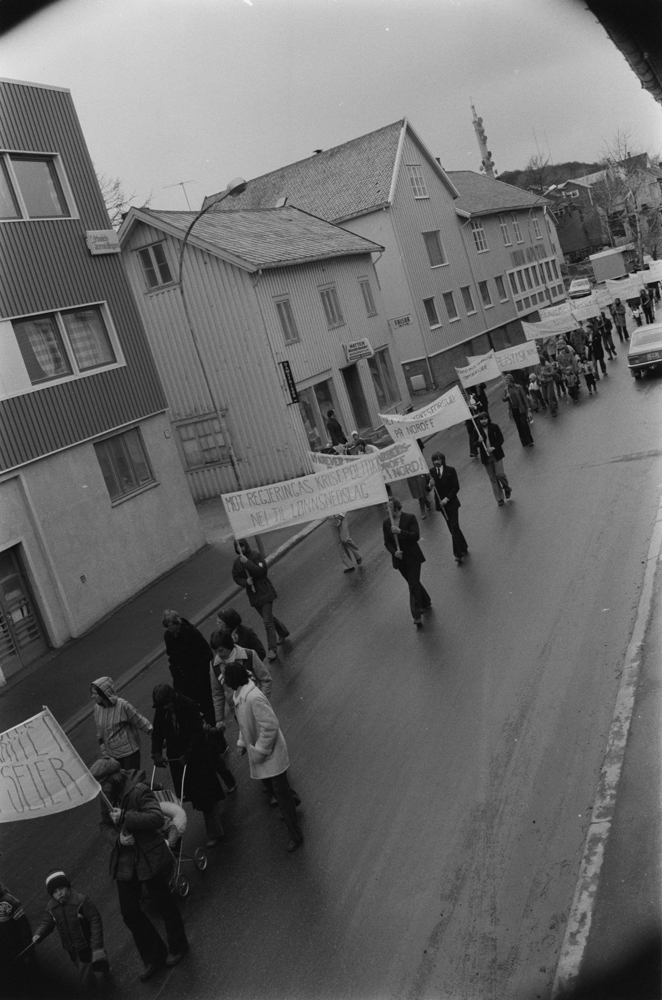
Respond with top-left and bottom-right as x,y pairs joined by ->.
279,360 -> 299,403
343,339 -> 374,363
86,230 -> 121,255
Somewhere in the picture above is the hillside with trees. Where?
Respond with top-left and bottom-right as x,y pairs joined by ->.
498,158 -> 603,192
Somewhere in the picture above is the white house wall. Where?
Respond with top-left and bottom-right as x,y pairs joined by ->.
124,222 -> 310,497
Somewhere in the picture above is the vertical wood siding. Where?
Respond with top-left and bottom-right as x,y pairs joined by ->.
0,82 -> 167,473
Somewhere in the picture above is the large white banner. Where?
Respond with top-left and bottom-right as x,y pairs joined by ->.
379,386 -> 472,439
467,341 -> 540,372
309,439 -> 428,484
522,313 -> 578,340
455,351 -> 502,387
644,261 -> 662,283
606,274 -> 647,299
222,455 -> 388,537
570,296 -> 602,321
539,301 -> 572,319
0,709 -> 100,823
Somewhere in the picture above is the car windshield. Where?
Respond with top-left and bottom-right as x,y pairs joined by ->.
631,330 -> 662,348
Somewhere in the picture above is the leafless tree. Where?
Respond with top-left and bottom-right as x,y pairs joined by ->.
525,153 -> 551,194
96,171 -> 151,230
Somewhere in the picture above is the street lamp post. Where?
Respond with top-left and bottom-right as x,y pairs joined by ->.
177,178 -> 247,491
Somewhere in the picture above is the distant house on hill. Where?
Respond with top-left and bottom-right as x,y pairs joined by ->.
119,204 -> 410,499
204,120 -> 565,393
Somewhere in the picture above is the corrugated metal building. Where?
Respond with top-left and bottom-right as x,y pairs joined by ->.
119,205 -> 411,501
0,78 -> 204,681
203,120 -> 566,394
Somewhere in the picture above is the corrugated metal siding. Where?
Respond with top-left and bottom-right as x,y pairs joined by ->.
123,222 -> 312,495
0,82 -> 167,472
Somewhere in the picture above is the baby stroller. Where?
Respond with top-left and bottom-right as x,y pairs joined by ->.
150,764 -> 208,897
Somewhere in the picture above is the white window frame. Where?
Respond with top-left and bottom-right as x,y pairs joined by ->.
499,214 -> 512,246
407,164 -> 429,199
470,219 -> 489,253
6,301 -> 124,394
422,296 -> 441,328
319,285 -> 345,328
0,150 -> 78,222
532,212 -> 543,239
478,280 -> 493,308
175,413 -> 231,471
511,213 -> 524,243
359,278 -> 378,317
137,241 -> 175,290
460,285 -> 476,315
495,275 -> 508,302
274,296 -> 300,344
442,291 -> 459,322
423,230 -> 447,268
94,426 -> 156,504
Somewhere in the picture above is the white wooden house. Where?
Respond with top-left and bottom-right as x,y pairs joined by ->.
119,205 -> 410,500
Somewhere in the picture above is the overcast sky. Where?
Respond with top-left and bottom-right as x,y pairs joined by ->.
1,0 -> 660,211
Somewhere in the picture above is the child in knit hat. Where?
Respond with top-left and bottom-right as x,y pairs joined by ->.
32,870 -> 109,989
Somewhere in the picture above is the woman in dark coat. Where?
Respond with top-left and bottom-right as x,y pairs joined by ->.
163,611 -> 215,726
151,685 -> 226,847
588,323 -> 606,377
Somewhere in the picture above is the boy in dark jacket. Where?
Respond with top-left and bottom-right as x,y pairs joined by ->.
231,540 -> 289,660
32,870 -> 108,989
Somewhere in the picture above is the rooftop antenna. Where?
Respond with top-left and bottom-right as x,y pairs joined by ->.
164,180 -> 195,210
470,100 -> 496,179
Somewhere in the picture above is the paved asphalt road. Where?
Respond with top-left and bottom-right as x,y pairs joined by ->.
4,357 -> 662,1000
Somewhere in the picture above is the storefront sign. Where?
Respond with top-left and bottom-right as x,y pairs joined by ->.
343,339 -> 374,363
389,315 -> 412,329
222,455 -> 388,537
279,361 -> 299,403
379,386 -> 472,439
85,230 -> 121,255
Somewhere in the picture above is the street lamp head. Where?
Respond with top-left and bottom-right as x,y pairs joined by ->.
226,177 -> 248,196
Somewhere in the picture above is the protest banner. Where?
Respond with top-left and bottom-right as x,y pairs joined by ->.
0,708 -> 100,823
539,301 -> 572,319
455,350 -> 502,388
467,341 -> 540,372
522,312 -> 578,340
570,296 -> 602,321
309,439 -> 428,484
593,286 -> 614,308
222,455 -> 388,537
606,274 -> 647,300
379,386 -> 472,440
644,260 -> 662,283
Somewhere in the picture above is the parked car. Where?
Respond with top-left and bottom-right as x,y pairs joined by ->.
628,323 -> 662,378
568,278 -> 592,299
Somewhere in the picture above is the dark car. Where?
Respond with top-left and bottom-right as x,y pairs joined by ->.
628,323 -> 662,378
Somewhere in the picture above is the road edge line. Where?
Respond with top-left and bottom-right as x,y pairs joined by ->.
63,518 -> 324,735
551,499 -> 662,997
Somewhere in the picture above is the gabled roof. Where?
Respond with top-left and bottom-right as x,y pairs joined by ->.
446,170 -> 549,217
201,119 -> 459,224
119,204 -> 384,272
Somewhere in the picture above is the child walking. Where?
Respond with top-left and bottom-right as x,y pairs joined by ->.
91,675 -> 152,770
527,372 -> 545,412
578,355 -> 598,396
32,870 -> 109,990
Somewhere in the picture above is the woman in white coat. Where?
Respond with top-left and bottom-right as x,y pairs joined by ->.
224,661 -> 303,853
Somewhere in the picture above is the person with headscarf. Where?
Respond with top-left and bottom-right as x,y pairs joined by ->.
91,676 -> 152,771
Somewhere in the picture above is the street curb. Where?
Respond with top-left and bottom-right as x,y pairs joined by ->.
63,517 -> 325,736
551,495 -> 662,997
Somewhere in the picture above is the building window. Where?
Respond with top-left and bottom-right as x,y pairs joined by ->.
423,231 -> 447,267
320,286 -> 344,328
470,219 -> 488,253
550,259 -> 559,279
176,416 -> 230,470
443,291 -> 458,321
12,304 -> 117,385
137,243 -> 173,289
423,297 -> 440,327
407,165 -> 428,199
0,153 -> 70,219
478,280 -> 492,307
495,275 -> 508,301
523,268 -> 533,290
461,286 -> 476,314
511,214 -> 523,242
359,279 -> 377,317
368,348 -> 400,408
532,212 -> 543,239
508,273 -> 519,296
499,214 -> 512,246
95,428 -> 155,502
275,297 -> 300,344
544,261 -> 553,282
530,264 -> 540,286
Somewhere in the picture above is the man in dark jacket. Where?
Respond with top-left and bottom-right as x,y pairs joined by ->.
151,685 -> 227,847
325,409 -> 347,449
89,757 -> 188,982
476,412 -> 512,506
232,540 -> 289,660
383,498 -> 431,626
163,611 -> 215,726
428,452 -> 469,565
215,606 -> 267,660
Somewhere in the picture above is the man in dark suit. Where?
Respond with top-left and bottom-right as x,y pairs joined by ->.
428,451 -> 469,565
383,497 -> 431,627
